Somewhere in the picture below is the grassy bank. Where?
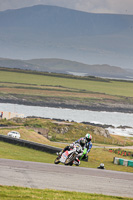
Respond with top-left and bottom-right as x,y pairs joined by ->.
0,186 -> 133,200
1,118 -> 133,146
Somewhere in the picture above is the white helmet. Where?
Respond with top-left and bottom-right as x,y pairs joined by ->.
85,133 -> 92,142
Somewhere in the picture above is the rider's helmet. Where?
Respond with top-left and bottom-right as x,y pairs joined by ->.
79,138 -> 86,147
85,133 -> 92,142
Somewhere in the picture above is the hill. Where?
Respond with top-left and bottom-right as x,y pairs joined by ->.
0,57 -> 132,79
0,5 -> 133,69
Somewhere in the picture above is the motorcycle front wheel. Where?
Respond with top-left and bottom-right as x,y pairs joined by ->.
64,153 -> 76,165
54,157 -> 60,164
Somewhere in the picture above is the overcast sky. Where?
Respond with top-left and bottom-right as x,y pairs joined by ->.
0,0 -> 133,15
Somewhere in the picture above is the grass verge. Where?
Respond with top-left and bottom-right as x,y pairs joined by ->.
0,186 -> 133,200
0,141 -> 133,172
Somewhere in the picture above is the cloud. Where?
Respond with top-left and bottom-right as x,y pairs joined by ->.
57,0 -> 133,15
0,0 -> 133,15
87,0 -> 133,14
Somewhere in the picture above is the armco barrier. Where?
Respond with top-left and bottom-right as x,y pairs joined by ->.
0,135 -> 62,154
114,157 -> 133,167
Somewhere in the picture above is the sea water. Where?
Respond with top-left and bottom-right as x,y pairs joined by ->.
0,103 -> 133,137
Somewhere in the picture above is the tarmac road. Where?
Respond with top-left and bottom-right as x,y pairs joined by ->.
0,158 -> 133,198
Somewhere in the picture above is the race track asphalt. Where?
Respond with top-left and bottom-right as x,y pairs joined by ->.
0,158 -> 133,198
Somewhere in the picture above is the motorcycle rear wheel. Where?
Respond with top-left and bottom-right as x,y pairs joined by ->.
64,153 -> 76,165
54,157 -> 60,164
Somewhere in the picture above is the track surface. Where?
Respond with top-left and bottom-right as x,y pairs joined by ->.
0,158 -> 133,197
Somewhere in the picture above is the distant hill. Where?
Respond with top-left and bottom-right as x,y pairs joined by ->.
0,5 -> 133,69
0,58 -> 132,79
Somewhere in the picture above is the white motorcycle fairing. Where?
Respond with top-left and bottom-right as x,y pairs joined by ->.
59,149 -> 74,163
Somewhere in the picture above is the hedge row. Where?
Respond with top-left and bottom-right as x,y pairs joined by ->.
109,149 -> 133,157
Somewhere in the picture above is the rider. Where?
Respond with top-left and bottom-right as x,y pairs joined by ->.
57,137 -> 86,166
57,137 -> 85,157
74,133 -> 92,161
58,133 -> 92,161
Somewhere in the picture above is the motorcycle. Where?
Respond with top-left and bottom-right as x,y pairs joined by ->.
54,143 -> 82,166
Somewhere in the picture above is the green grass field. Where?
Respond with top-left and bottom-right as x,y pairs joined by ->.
0,186 -> 133,200
0,69 -> 133,110
0,70 -> 133,97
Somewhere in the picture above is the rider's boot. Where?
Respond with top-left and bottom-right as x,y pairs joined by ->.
73,157 -> 80,166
